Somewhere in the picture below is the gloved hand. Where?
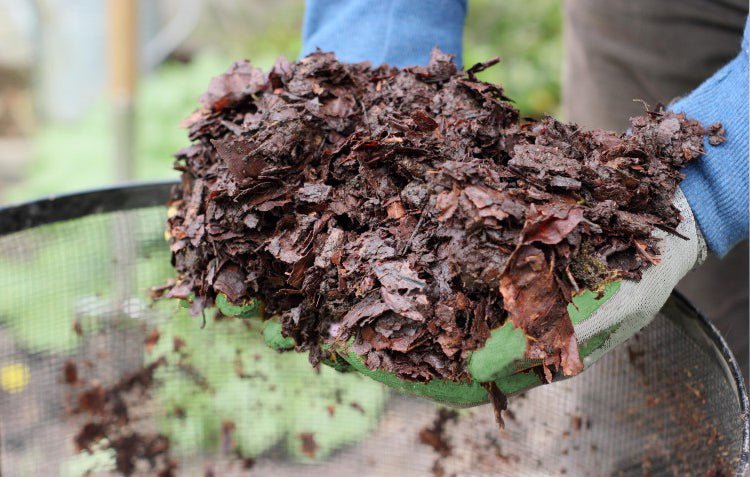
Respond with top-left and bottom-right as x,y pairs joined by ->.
215,188 -> 706,405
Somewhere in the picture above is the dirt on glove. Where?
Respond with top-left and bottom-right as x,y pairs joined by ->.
165,49 -> 714,385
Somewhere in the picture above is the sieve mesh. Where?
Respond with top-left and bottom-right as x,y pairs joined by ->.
0,184 -> 746,476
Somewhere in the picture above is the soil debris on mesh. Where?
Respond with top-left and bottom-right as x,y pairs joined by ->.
419,407 -> 521,476
165,49 -> 710,391
63,359 -> 79,384
64,357 -> 178,476
299,432 -> 319,458
418,408 -> 459,457
627,340 -> 736,475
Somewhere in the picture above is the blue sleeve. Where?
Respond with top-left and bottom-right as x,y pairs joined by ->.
301,0 -> 467,68
670,18 -> 749,257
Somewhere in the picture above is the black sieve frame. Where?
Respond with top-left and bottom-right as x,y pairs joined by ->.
0,180 -> 179,234
0,181 -> 747,475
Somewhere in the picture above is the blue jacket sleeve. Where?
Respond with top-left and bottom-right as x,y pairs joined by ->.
670,18 -> 749,257
301,0 -> 467,68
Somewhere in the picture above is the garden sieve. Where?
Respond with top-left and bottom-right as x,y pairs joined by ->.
0,182 -> 747,477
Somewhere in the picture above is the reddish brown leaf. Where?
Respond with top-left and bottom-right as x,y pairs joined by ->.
213,263 -> 248,304
522,205 -> 585,245
411,110 -> 439,132
500,245 -> 583,378
200,60 -> 267,111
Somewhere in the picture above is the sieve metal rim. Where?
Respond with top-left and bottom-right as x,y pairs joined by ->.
0,180 -> 179,235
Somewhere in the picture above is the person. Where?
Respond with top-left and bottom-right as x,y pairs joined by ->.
297,0 -> 750,398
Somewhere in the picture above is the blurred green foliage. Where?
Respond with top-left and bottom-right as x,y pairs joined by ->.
464,0 -> 562,116
0,212 -> 171,352
148,307 -> 386,461
0,205 -> 386,466
6,0 -> 561,203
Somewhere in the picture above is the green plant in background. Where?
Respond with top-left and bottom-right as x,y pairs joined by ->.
0,211 -> 171,352
59,444 -> 116,477
0,216 -> 116,352
147,304 -> 388,462
464,0 -> 562,116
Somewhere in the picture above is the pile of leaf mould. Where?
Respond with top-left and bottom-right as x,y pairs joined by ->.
166,49 -> 713,384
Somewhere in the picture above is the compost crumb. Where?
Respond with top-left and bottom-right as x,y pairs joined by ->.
166,49 -> 712,391
221,420 -> 236,454
144,328 -> 161,352
707,122 -> 726,146
571,415 -> 582,432
482,381 -> 508,429
73,320 -> 83,337
418,408 -> 459,457
62,359 -> 78,385
299,432 -> 319,458
173,336 -> 187,352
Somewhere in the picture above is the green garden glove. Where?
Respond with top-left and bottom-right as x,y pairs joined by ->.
217,190 -> 705,406
218,283 -> 617,406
